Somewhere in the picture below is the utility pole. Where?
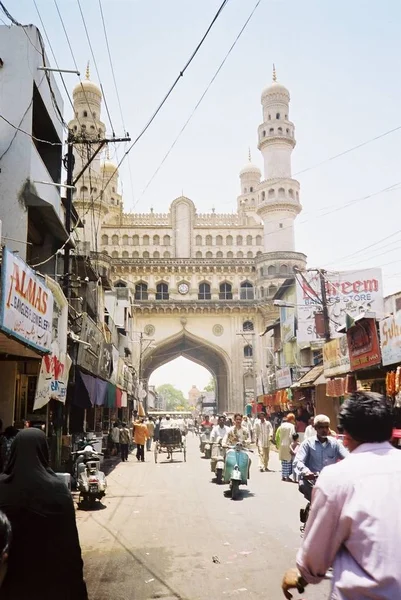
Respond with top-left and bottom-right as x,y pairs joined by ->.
318,269 -> 331,342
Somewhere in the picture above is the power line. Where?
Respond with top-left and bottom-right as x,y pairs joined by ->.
135,0 -> 263,208
77,0 -> 116,136
0,113 -> 63,145
325,228 -> 401,266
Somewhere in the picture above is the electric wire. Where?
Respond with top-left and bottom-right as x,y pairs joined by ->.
0,113 -> 63,145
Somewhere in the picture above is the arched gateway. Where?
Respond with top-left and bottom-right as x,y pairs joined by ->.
71,69 -> 307,412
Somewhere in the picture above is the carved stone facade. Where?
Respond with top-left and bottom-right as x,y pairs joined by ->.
70,70 -> 306,413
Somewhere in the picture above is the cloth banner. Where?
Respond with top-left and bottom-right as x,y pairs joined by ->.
106,382 -> 116,408
80,372 -> 97,405
121,390 -> 128,408
73,370 -> 92,409
115,387 -> 122,409
95,379 -> 108,406
33,342 -> 72,410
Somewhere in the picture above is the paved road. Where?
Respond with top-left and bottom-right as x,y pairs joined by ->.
77,435 -> 330,600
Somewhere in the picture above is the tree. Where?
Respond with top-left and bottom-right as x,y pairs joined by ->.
156,384 -> 189,411
204,376 -> 215,392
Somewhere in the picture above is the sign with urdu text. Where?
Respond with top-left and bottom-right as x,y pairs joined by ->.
296,268 -> 383,343
380,312 -> 401,366
323,336 -> 351,377
0,248 -> 53,352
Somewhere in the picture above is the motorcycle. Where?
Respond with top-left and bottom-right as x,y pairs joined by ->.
210,440 -> 226,484
223,442 -> 251,500
72,444 -> 107,508
299,473 -> 318,534
200,428 -> 212,457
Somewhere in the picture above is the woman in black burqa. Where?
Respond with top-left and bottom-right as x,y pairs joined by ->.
0,428 -> 88,599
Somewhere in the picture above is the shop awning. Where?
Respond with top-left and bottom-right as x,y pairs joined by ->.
292,365 -> 324,388
259,319 -> 280,337
0,331 -> 42,359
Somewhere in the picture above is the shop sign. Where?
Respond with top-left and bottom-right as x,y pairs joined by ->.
276,366 -> 292,389
281,314 -> 295,343
380,312 -> 401,366
98,342 -> 113,380
296,268 -> 383,343
33,341 -> 72,410
76,314 -> 103,376
323,336 -> 351,377
0,248 -> 53,352
346,318 -> 381,371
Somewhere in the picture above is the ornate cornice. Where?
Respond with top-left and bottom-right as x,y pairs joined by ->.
133,300 -> 261,315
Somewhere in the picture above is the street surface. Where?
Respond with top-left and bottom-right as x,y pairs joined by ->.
77,436 -> 330,600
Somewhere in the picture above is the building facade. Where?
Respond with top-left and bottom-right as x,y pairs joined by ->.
70,68 -> 306,413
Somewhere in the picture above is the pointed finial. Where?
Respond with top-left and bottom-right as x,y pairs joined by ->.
272,63 -> 277,82
248,147 -> 252,163
85,61 -> 90,80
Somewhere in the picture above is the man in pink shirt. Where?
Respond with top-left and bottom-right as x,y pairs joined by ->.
282,391 -> 401,599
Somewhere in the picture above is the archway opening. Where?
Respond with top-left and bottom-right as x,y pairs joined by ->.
142,332 -> 230,413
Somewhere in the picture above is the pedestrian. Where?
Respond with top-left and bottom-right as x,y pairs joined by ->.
145,417 -> 155,451
154,416 -> 162,441
0,429 -> 87,599
303,417 -> 315,440
282,391 -> 401,599
289,433 -> 300,482
254,412 -> 273,471
119,422 -> 131,462
111,421 -> 120,456
275,413 -> 296,481
134,418 -> 149,462
0,510 -> 11,589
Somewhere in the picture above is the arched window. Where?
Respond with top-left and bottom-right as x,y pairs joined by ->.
219,282 -> 232,300
83,110 -> 88,117
227,251 -> 233,258
206,235 -> 212,246
206,251 -> 213,258
216,251 -> 223,258
278,127 -> 283,134
262,130 -> 266,137
260,286 -> 264,297
269,128 -> 274,135
132,251 -> 139,258
247,251 -> 253,258
156,282 -> 169,300
237,251 -> 244,258
246,235 -> 252,245
268,114 -> 271,120
135,282 -> 148,300
196,251 -> 202,258
276,112 -> 280,119
250,187 -> 253,193
256,251 -> 262,257
114,280 -> 127,288
90,125 -> 95,131
268,265 -> 276,275
80,186 -> 88,194
280,264 -> 288,275
110,197 -> 115,205
226,235 -> 233,246
286,128 -> 290,134
143,251 -> 149,258
256,235 -> 262,245
244,345 -> 253,358
101,234 -> 108,245
163,251 -> 171,258
195,235 -> 202,245
153,251 -> 160,258
216,235 -> 223,246
153,235 -> 160,245
143,235 -> 149,245
243,320 -> 254,331
111,251 -> 118,258
278,187 -> 285,197
268,284 -> 277,297
112,234 -> 119,245
285,114 -> 288,119
268,188 -> 275,198
260,267 -> 264,277
237,235 -> 243,246
132,235 -> 139,245
288,189 -> 294,198
240,281 -> 254,300
163,235 -> 171,246
122,235 -> 129,246
198,282 -> 211,300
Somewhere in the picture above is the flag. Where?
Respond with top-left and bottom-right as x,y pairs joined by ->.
345,313 -> 355,331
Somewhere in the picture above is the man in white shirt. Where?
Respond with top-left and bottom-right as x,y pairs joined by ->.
303,417 -> 315,440
254,412 -> 273,471
282,391 -> 401,600
160,414 -> 176,429
210,415 -> 229,443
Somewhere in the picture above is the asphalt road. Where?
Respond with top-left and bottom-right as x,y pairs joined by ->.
76,435 -> 330,600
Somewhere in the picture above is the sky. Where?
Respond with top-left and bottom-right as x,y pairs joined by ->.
9,0 -> 401,390
149,357 -> 211,397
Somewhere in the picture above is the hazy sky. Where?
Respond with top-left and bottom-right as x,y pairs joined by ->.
11,0 -> 401,391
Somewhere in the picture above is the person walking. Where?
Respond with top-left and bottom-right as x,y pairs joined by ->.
111,421 -> 120,455
134,418 -> 150,462
276,413 -> 296,481
0,429 -> 87,599
145,417 -> 155,451
119,422 -> 131,462
282,392 -> 401,599
254,412 -> 273,471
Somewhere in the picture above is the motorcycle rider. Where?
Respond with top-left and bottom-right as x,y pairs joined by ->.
200,414 -> 213,432
210,415 -> 229,443
294,414 -> 348,502
223,413 -> 250,447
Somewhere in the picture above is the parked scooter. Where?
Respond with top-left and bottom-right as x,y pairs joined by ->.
223,442 -> 251,500
72,444 -> 107,508
210,440 -> 226,484
200,429 -> 212,457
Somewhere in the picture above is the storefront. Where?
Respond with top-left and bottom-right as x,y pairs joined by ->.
380,311 -> 401,427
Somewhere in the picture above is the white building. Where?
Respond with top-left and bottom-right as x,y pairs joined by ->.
70,68 -> 306,413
